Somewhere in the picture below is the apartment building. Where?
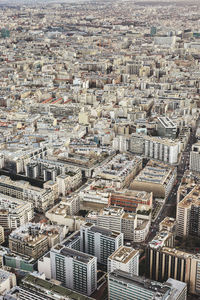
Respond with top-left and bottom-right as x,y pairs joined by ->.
108,246 -> 139,276
144,136 -> 179,165
0,194 -> 33,230
0,226 -> 4,244
108,270 -> 187,300
9,223 -> 65,259
190,142 -> 200,173
93,154 -> 142,189
80,223 -> 123,265
0,175 -> 54,212
131,160 -> 177,198
50,245 -> 97,296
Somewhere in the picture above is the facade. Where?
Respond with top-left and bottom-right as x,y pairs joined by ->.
0,175 -> 54,212
108,270 -> 187,300
131,160 -> 177,198
108,246 -> 139,276
0,194 -> 33,230
80,224 -> 123,265
50,245 -> 97,296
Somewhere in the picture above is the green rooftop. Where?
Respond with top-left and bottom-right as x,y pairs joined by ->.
22,274 -> 95,300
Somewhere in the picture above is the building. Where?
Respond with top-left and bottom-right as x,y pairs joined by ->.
144,136 -> 179,164
0,269 -> 16,296
80,224 -> 123,265
131,160 -> 177,198
190,142 -> 200,173
159,217 -> 176,233
146,231 -> 200,295
86,206 -> 151,242
109,190 -> 153,212
93,154 -> 142,189
108,246 -> 139,276
108,270 -> 187,300
0,226 -> 4,244
176,185 -> 200,238
0,175 -> 54,212
157,117 -> 177,139
50,245 -> 97,296
4,273 -> 95,300
9,223 -> 66,259
0,194 -> 33,230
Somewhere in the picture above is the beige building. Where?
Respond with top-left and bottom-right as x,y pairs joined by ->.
131,160 -> 177,198
0,269 -> 16,296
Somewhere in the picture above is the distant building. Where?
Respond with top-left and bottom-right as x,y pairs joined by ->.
190,142 -> 200,173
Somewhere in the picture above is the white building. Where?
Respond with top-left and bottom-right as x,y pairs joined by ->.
80,223 -> 123,265
50,245 -> 97,296
108,246 -> 139,276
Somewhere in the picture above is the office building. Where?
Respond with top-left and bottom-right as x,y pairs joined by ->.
80,224 -> 123,265
108,270 -> 187,300
157,117 -> 177,139
4,273 -> 95,300
108,246 -> 139,276
146,231 -> 200,295
109,190 -> 153,212
50,245 -> 97,296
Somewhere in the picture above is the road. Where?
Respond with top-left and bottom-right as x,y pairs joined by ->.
145,126 -> 198,244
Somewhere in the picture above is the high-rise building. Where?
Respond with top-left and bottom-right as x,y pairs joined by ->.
108,246 -> 139,276
190,142 -> 200,173
108,270 -> 187,300
146,230 -> 200,295
80,224 -> 123,265
50,245 -> 97,296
